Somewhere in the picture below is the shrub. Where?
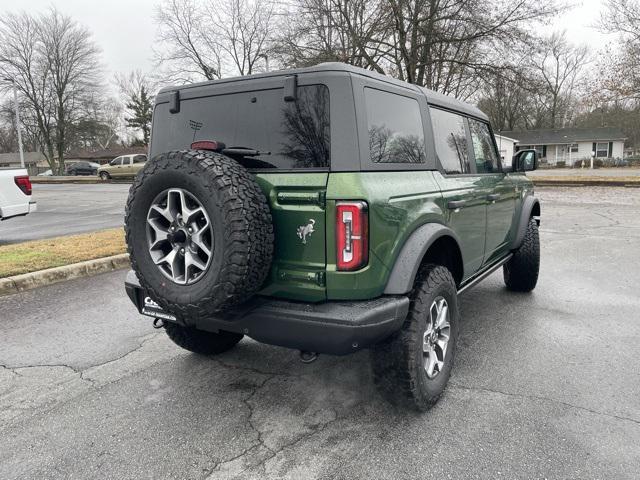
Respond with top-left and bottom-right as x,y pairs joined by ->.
556,161 -> 566,168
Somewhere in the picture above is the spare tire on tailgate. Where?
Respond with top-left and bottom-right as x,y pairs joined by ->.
125,150 -> 274,319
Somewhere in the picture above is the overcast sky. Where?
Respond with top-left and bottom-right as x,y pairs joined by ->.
0,0 -> 615,89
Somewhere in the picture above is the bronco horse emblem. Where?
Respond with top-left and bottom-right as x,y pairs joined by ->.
296,219 -> 316,244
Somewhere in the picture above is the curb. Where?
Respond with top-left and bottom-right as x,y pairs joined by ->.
31,177 -> 132,185
531,178 -> 640,187
0,253 -> 130,297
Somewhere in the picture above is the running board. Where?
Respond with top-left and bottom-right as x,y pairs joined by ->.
457,253 -> 513,295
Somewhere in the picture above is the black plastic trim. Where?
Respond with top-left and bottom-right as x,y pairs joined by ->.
384,223 -> 462,295
511,196 -> 541,250
125,271 -> 409,355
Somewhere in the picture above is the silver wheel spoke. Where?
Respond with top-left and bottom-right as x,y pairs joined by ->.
185,250 -> 206,271
436,304 -> 449,329
191,228 -> 212,257
167,189 -> 186,218
150,204 -> 174,223
184,206 -> 206,226
436,338 -> 448,359
425,352 -> 437,377
148,218 -> 169,249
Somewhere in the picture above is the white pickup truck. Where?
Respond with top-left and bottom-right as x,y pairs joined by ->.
0,168 -> 36,221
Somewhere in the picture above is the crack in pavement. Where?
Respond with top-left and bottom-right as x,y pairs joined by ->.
450,384 -> 640,426
204,370 -> 341,479
0,332 -> 160,382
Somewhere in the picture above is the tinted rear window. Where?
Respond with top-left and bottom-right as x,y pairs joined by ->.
430,108 -> 470,174
365,88 -> 426,164
151,85 -> 330,169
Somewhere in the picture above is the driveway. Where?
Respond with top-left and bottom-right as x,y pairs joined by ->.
0,186 -> 638,479
0,183 -> 129,245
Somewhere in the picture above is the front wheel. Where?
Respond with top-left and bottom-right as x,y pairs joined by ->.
371,264 -> 459,411
164,322 -> 243,355
504,218 -> 540,292
100,172 -> 110,181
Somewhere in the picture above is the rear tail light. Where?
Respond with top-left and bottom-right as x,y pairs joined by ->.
14,175 -> 32,196
336,201 -> 368,271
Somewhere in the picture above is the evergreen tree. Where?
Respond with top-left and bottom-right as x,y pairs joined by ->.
125,85 -> 152,145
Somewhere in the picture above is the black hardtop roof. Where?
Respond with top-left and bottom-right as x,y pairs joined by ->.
157,62 -> 487,121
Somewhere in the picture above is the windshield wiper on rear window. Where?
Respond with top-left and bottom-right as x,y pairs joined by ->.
222,146 -> 276,169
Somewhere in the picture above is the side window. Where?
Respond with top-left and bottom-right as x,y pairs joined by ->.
125,156 -> 133,165
134,155 -> 147,164
365,88 -> 426,164
469,119 -> 500,173
430,108 -> 470,174
111,157 -> 122,166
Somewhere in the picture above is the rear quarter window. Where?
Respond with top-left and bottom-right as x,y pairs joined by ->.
430,108 -> 471,174
364,88 -> 426,164
151,85 -> 330,170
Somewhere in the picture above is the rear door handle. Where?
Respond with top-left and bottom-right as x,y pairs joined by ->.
487,194 -> 501,201
447,200 -> 466,209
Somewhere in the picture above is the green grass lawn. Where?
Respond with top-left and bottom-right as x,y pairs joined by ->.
0,228 -> 126,278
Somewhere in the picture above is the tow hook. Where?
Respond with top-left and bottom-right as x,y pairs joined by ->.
299,350 -> 318,364
153,318 -> 165,329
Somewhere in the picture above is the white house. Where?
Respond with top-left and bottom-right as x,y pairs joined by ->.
494,134 -> 518,163
501,127 -> 626,166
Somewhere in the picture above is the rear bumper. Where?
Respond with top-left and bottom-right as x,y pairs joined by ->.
0,201 -> 35,220
125,271 -> 409,355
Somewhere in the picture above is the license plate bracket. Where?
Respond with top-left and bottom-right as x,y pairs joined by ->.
138,290 -> 177,321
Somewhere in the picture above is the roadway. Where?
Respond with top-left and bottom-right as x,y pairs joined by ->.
0,186 -> 639,478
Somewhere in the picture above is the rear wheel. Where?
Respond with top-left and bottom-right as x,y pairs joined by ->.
504,217 -> 540,292
164,322 -> 243,355
372,264 -> 459,411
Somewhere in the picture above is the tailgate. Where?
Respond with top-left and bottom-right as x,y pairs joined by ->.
254,172 -> 328,302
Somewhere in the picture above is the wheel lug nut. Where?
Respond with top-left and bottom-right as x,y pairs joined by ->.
180,248 -> 185,254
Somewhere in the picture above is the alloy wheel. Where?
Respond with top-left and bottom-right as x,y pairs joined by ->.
146,188 -> 214,285
422,296 -> 451,379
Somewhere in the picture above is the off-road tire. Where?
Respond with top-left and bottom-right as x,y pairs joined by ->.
125,150 -> 274,320
503,218 -> 539,292
164,322 -> 243,355
371,265 -> 459,411
100,171 -> 110,181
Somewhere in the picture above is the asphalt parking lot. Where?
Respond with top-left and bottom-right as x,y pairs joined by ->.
0,183 -> 129,245
1,186 -> 639,479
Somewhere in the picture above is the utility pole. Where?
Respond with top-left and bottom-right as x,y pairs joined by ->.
3,77 -> 25,169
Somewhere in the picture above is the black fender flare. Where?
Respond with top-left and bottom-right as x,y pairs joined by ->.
510,196 -> 541,250
384,223 -> 462,295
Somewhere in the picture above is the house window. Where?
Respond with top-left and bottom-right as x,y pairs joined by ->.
534,145 -> 545,158
596,142 -> 609,158
570,144 -> 578,153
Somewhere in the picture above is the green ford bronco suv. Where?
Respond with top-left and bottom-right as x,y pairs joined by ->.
124,63 -> 540,411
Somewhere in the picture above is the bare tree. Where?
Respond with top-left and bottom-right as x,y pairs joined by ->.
0,8 -> 102,174
209,0 -> 276,75
278,0 -> 563,99
528,32 -> 589,128
154,0 -> 276,82
598,0 -> 640,103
